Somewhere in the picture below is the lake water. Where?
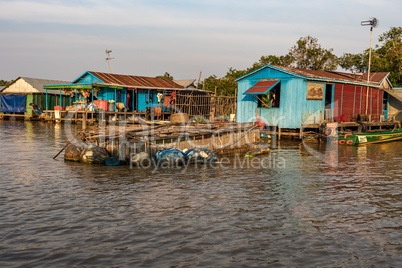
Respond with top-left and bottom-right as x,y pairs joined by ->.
0,120 -> 401,267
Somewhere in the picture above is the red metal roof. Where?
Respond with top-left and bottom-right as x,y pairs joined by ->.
244,80 -> 279,94
88,71 -> 185,89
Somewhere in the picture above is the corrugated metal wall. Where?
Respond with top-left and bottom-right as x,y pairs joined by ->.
334,84 -> 383,121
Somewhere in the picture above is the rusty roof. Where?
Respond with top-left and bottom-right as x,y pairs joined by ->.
87,71 -> 185,89
237,65 -> 390,87
271,66 -> 389,85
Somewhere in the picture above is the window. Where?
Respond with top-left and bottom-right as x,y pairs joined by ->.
257,82 -> 280,108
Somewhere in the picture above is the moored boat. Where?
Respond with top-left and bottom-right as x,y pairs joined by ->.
338,128 -> 402,146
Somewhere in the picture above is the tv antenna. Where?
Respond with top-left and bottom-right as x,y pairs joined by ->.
361,17 -> 379,114
105,49 -> 114,73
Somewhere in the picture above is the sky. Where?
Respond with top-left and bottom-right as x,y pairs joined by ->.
0,0 -> 401,82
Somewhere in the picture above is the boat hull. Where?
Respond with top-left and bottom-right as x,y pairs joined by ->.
337,128 -> 402,146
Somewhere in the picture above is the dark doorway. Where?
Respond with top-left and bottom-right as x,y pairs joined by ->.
325,84 -> 333,108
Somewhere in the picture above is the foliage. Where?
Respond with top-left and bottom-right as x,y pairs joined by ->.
202,28 -> 401,96
201,36 -> 337,96
202,74 -> 238,96
338,52 -> 367,73
372,27 -> 402,86
338,27 -> 402,86
0,80 -> 13,87
288,36 -> 338,71
248,55 -> 294,72
156,72 -> 174,80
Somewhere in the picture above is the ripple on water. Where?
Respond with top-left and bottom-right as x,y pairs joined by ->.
0,121 -> 401,267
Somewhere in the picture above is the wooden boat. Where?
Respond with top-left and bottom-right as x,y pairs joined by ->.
338,128 -> 402,146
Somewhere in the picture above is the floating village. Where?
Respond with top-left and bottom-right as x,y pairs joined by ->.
1,65 -> 402,166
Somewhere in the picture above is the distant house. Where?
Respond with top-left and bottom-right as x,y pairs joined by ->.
388,87 -> 402,121
236,65 -> 396,129
174,79 -> 197,89
0,77 -> 70,116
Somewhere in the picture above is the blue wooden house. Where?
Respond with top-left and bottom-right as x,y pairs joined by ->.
236,65 -> 393,129
44,71 -> 214,119
44,71 -> 186,112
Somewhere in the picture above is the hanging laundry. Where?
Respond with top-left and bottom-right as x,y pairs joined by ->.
171,92 -> 176,103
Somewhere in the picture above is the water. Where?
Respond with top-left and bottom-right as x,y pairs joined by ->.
0,121 -> 401,267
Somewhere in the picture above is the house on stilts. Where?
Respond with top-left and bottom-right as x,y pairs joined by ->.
0,77 -> 70,119
43,71 -> 214,121
236,65 -> 402,134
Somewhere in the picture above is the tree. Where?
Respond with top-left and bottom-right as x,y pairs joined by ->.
338,27 -> 402,86
338,52 -> 367,73
156,72 -> 174,80
0,80 -> 13,86
249,54 -> 294,72
372,27 -> 402,86
289,36 -> 338,71
202,73 -> 238,96
201,36 -> 339,96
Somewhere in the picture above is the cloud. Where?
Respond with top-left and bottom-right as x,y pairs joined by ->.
0,0 -> 401,80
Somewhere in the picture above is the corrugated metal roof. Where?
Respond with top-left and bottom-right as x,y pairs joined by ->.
244,80 -> 279,95
1,77 -> 70,94
236,65 -> 390,87
88,71 -> 185,89
273,66 -> 389,85
384,89 -> 402,103
174,79 -> 196,88
21,77 -> 70,93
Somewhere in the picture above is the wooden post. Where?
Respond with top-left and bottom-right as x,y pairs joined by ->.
82,111 -> 87,130
299,126 -> 303,140
278,127 -> 281,140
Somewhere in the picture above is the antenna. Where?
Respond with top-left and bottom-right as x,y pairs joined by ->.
105,49 -> 114,73
361,17 -> 379,29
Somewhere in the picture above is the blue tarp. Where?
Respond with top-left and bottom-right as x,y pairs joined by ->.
0,95 -> 27,113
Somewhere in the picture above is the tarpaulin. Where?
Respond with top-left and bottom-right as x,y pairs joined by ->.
0,95 -> 27,113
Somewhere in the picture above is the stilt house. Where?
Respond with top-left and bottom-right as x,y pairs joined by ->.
44,71 -> 213,118
0,77 -> 70,116
236,65 -> 398,129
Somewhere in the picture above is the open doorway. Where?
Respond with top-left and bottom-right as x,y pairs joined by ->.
325,84 -> 333,108
324,84 -> 333,121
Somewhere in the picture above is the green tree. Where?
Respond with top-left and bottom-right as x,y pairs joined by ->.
289,36 -> 338,70
156,72 -> 174,80
202,73 -> 238,96
338,52 -> 367,73
248,54 -> 294,72
0,80 -> 13,86
338,27 -> 402,86
372,27 -> 402,86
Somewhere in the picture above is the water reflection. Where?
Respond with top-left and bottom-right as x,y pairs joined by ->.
0,121 -> 401,267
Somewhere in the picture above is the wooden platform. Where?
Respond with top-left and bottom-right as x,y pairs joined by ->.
261,121 -> 401,140
0,113 -> 39,121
